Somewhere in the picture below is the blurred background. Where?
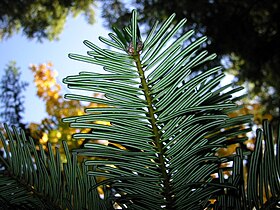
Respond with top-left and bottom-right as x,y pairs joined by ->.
0,0 -> 279,150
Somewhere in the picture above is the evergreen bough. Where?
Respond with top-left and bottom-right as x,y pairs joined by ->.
0,10 -> 279,210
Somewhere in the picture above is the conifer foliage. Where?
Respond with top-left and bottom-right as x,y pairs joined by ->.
0,10 -> 279,210
62,10 -> 250,209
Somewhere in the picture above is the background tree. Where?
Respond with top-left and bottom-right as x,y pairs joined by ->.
0,61 -> 28,128
0,0 -> 96,41
100,0 -> 280,118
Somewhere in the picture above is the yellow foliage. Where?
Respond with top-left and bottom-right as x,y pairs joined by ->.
41,133 -> 48,144
30,62 -> 82,118
29,63 -> 87,149
229,103 -> 273,126
95,121 -> 111,126
28,62 -> 114,160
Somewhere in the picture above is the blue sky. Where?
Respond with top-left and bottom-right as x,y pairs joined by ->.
0,6 -> 110,124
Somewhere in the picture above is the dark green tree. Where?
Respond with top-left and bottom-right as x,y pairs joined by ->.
100,0 -> 280,118
0,61 -> 28,128
0,0 -> 96,41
